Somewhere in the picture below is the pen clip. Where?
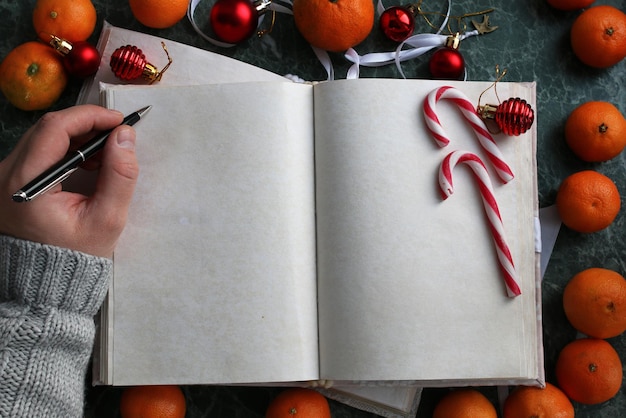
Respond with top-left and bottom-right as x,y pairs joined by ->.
27,166 -> 79,201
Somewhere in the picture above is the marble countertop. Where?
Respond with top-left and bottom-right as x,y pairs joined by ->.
1,1 -> 625,417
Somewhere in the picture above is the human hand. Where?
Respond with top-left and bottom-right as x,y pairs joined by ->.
0,105 -> 139,258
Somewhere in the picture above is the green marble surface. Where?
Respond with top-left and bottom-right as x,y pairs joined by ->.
1,0 -> 626,417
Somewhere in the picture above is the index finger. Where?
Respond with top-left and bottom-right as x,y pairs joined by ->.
6,105 -> 124,185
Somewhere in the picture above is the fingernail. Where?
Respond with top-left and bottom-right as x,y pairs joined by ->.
116,126 -> 136,150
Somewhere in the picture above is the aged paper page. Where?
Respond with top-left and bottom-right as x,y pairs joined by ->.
314,79 -> 540,383
102,82 -> 319,385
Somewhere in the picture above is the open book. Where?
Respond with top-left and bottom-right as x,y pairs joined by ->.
84,24 -> 543,418
97,77 -> 541,385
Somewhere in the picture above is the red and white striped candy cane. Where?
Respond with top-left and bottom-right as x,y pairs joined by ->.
439,150 -> 521,297
424,85 -> 515,184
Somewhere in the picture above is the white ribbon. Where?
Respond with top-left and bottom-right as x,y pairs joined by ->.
312,46 -> 335,81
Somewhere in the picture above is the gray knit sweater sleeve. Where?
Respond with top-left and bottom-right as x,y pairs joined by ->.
0,235 -> 112,418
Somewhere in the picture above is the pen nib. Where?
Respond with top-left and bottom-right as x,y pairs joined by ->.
136,105 -> 152,118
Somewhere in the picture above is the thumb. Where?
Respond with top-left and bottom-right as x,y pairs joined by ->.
88,125 -> 139,231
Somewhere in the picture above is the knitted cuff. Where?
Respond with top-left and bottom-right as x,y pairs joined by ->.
0,235 -> 112,316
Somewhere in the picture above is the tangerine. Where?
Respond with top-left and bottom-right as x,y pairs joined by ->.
555,170 -> 620,233
292,0 -> 375,52
129,0 -> 190,29
502,383 -> 574,418
265,387 -> 331,418
565,101 -> 626,162
546,0 -> 595,11
563,267 -> 626,339
432,389 -> 497,418
0,41 -> 68,111
120,385 -> 186,418
555,338 -> 623,404
32,0 -> 97,43
570,5 -> 626,68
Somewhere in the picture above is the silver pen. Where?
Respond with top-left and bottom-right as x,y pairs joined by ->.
12,105 -> 152,202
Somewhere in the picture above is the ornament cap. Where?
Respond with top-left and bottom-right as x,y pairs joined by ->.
444,33 -> 462,50
254,0 -> 272,14
405,4 -> 417,15
143,63 -> 160,82
477,103 -> 499,120
49,34 -> 73,56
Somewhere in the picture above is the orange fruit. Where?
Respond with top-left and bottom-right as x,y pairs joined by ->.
129,0 -> 190,29
555,338 -> 623,404
570,5 -> 626,68
265,387 -> 331,418
555,170 -> 620,233
546,0 -> 595,11
502,383 -> 574,418
0,41 -> 68,111
565,101 -> 626,162
432,389 -> 497,418
563,267 -> 626,339
32,0 -> 97,43
120,385 -> 186,418
292,0 -> 375,52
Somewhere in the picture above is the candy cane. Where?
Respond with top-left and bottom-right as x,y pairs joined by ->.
439,150 -> 521,297
424,85 -> 515,184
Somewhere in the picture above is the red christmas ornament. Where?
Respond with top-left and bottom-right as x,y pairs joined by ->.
110,42 -> 172,83
429,33 -> 464,80
49,35 -> 100,78
379,5 -> 417,43
210,0 -> 272,44
478,98 -> 535,136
